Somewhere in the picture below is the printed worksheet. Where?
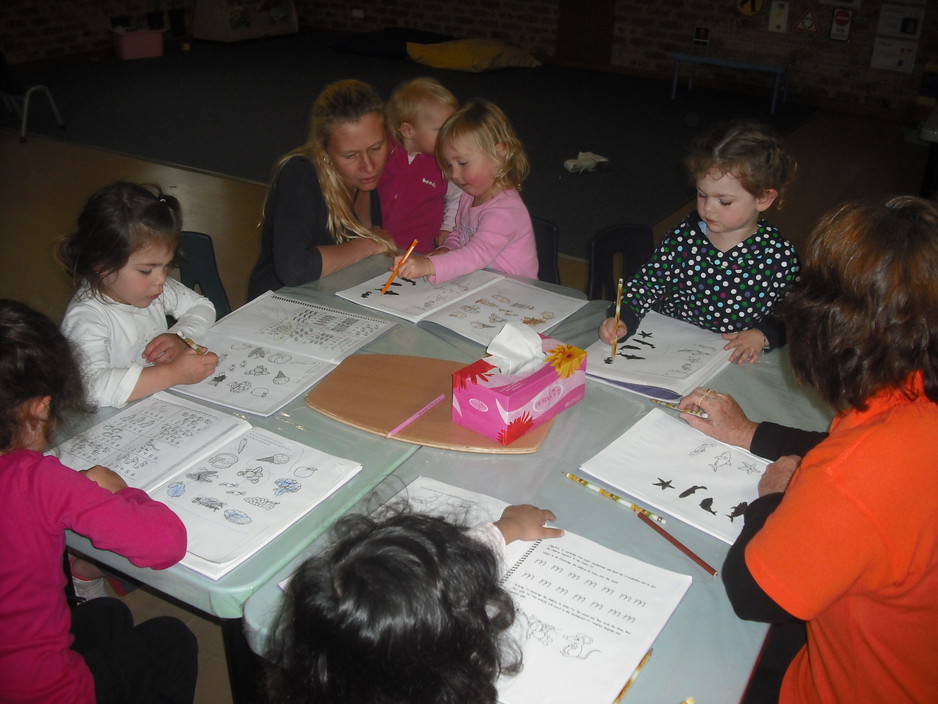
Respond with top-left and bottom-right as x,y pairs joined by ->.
150,426 -> 361,579
50,392 -> 362,579
336,269 -> 502,323
397,477 -> 692,704
173,291 -> 395,416
585,311 -> 731,400
337,272 -> 587,346
212,291 -> 395,363
580,408 -> 768,543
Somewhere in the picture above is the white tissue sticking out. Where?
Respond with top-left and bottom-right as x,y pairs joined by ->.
485,322 -> 544,374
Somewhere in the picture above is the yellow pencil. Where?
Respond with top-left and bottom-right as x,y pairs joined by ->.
176,332 -> 207,355
381,238 -> 419,295
610,277 -> 624,359
563,472 -> 666,524
613,648 -> 652,703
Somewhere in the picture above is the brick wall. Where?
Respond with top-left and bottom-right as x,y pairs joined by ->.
294,0 -> 937,119
1,1 -> 192,63
3,0 -> 935,120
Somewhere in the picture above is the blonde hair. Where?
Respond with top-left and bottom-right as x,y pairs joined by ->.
685,120 -> 797,208
267,80 -> 394,252
386,77 -> 458,143
436,98 -> 530,192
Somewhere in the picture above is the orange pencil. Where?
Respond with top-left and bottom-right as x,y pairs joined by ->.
637,511 -> 717,576
381,239 -> 419,295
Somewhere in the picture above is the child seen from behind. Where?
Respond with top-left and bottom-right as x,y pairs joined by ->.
379,77 -> 462,254
393,98 -> 539,283
265,504 -> 563,704
599,120 -> 799,363
57,181 -> 219,410
0,299 -> 197,704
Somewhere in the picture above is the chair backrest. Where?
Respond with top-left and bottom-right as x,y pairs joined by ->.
178,231 -> 232,318
586,223 -> 655,300
531,215 -> 561,285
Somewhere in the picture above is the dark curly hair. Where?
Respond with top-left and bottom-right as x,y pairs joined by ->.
55,181 -> 183,299
784,195 -> 938,411
685,119 -> 797,207
264,512 -> 520,704
0,299 -> 90,450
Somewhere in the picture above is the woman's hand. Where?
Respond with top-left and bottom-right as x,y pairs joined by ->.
495,505 -> 565,543
678,387 -> 759,449
758,455 -> 801,496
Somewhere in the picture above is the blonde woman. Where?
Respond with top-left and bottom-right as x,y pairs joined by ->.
248,79 -> 396,299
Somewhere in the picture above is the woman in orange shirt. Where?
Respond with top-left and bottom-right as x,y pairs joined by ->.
715,195 -> 938,704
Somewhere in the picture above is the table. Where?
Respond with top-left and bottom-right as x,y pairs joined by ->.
241,267 -> 834,703
63,256 -> 481,703
671,49 -> 791,115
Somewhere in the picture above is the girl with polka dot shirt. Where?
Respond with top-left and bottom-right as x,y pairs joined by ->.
599,120 -> 799,363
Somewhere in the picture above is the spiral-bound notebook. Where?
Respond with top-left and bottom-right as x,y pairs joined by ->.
397,477 -> 692,704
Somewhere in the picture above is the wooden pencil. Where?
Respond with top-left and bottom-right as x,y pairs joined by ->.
637,511 -> 718,576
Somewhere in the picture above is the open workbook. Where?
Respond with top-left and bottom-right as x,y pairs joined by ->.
584,311 -> 732,401
396,477 -> 692,704
335,270 -> 588,345
172,290 -> 396,416
50,392 -> 362,579
580,408 -> 768,544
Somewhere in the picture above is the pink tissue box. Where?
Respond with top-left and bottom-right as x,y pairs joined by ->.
452,336 -> 587,445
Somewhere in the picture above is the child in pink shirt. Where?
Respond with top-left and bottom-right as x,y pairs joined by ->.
378,77 -> 462,254
394,98 -> 539,283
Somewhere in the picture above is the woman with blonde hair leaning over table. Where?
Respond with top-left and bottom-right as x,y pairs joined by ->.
248,79 -> 397,299
701,195 -> 938,704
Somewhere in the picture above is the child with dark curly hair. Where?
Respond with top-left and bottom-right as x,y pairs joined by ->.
265,504 -> 562,704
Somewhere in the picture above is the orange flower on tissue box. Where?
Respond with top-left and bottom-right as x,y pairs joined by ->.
452,336 -> 587,445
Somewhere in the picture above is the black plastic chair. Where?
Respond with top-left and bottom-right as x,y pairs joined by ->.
586,223 -> 655,301
178,231 -> 232,318
0,51 -> 65,143
531,215 -> 561,285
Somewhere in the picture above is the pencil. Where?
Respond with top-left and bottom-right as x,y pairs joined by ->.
636,511 -> 718,576
381,238 -> 419,295
613,648 -> 652,703
176,332 -> 207,355
610,277 -> 624,360
563,472 -> 666,525
649,398 -> 708,419
386,393 -> 445,438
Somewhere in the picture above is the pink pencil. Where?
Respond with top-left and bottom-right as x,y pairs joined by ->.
386,393 -> 446,438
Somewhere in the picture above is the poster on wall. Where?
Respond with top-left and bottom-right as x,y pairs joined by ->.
877,4 -> 925,40
870,37 -> 918,74
820,0 -> 860,6
830,8 -> 853,41
769,1 -> 790,33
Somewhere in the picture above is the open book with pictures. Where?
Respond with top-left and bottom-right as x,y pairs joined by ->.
50,392 -> 362,579
580,408 -> 769,544
335,270 -> 588,346
393,477 -> 692,704
172,290 -> 396,416
584,311 -> 732,401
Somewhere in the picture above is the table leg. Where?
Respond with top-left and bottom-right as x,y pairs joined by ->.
671,59 -> 681,99
688,62 -> 696,91
222,617 -> 266,704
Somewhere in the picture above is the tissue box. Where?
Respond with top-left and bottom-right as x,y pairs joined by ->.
452,336 -> 587,445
